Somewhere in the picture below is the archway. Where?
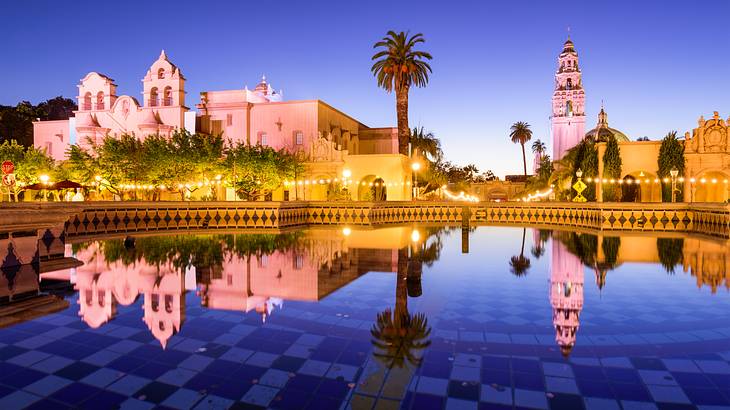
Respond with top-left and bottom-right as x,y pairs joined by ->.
487,188 -> 508,202
623,171 -> 661,202
693,171 -> 730,202
621,175 -> 638,202
372,178 -> 387,201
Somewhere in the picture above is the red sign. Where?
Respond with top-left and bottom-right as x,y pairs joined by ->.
1,161 -> 13,175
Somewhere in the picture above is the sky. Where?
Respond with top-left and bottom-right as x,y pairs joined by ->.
1,0 -> 728,178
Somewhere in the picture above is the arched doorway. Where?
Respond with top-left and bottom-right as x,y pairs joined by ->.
693,171 -> 730,202
357,175 -> 388,201
623,171 -> 661,202
372,178 -> 387,201
621,175 -> 639,202
310,175 -> 331,201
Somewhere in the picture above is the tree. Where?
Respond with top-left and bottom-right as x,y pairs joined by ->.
532,139 -> 546,158
509,228 -> 531,277
372,31 -> 433,155
0,140 -> 55,201
510,122 -> 533,176
410,126 -> 442,162
657,131 -> 685,202
224,143 -> 302,200
602,135 -> 622,201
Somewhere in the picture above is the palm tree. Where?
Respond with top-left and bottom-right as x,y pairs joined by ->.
370,248 -> 431,368
510,122 -> 533,176
532,139 -> 546,158
509,228 -> 531,277
410,126 -> 442,162
372,31 -> 433,155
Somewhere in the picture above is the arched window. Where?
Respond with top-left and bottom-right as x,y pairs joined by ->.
566,101 -> 573,117
96,91 -> 105,110
151,294 -> 160,312
566,78 -> 572,90
83,92 -> 92,110
163,86 -> 172,106
150,87 -> 159,107
157,68 -> 165,79
164,295 -> 173,313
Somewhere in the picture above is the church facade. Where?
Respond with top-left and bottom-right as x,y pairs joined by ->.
32,51 -> 412,201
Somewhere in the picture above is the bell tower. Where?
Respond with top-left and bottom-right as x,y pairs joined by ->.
551,37 -> 586,160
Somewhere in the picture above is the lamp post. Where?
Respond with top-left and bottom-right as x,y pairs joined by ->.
670,168 -> 679,203
411,162 -> 421,200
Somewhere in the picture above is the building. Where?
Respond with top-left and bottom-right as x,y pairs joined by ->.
551,38 -> 586,161
547,37 -> 729,203
33,52 -> 412,201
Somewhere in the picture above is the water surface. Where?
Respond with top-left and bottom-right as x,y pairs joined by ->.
1,225 -> 729,409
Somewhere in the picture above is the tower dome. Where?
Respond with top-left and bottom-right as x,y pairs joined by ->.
562,39 -> 575,53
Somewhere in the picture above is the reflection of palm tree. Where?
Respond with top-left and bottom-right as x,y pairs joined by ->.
510,228 -> 531,277
370,248 -> 431,368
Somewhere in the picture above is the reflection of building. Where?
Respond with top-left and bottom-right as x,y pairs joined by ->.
682,238 -> 730,293
550,239 -> 584,357
33,52 -> 412,200
65,227 -> 416,347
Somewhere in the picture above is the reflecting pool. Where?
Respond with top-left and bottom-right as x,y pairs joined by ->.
1,226 -> 729,409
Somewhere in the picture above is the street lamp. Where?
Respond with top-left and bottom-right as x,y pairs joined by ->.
411,162 -> 421,200
670,168 -> 679,203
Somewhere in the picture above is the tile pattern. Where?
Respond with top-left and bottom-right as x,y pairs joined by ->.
60,202 -> 730,241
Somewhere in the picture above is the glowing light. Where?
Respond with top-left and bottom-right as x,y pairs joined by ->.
342,227 -> 352,236
411,162 -> 421,171
94,175 -> 102,182
39,174 -> 50,184
342,169 -> 352,179
411,229 -> 421,242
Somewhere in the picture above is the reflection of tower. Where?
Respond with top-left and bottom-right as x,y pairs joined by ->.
550,239 -> 584,357
551,37 -> 586,160
142,272 -> 185,349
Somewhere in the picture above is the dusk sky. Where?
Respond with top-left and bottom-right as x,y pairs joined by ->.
1,0 -> 728,178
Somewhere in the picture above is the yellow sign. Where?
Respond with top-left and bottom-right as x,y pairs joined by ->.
572,179 -> 587,202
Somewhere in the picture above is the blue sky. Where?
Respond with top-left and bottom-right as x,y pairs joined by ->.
1,0 -> 728,177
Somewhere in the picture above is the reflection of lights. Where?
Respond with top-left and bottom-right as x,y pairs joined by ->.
342,227 -> 351,236
411,229 -> 421,243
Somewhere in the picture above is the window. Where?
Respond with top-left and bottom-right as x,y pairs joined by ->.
151,293 -> 160,312
158,68 -> 165,79
566,101 -> 573,117
566,78 -> 572,90
260,132 -> 268,146
259,254 -> 268,268
164,295 -> 173,313
96,91 -> 105,109
226,114 -> 233,127
163,86 -> 172,106
295,131 -> 303,145
150,87 -> 159,107
293,254 -> 304,270
83,92 -> 92,110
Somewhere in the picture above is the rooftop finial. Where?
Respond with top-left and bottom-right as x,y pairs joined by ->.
567,26 -> 571,40
160,49 -> 167,59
